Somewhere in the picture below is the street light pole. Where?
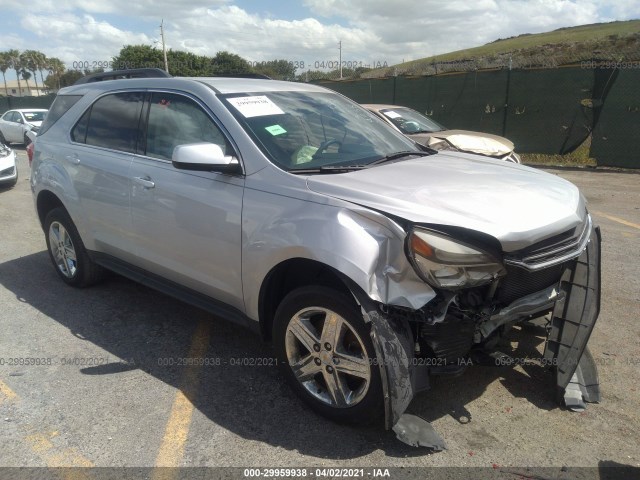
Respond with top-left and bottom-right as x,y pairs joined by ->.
160,20 -> 169,74
339,40 -> 342,79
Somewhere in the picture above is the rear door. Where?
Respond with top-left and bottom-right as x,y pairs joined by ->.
68,91 -> 144,262
129,91 -> 245,311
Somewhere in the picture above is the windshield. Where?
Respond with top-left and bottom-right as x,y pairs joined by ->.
379,107 -> 446,134
221,91 -> 418,172
22,111 -> 47,122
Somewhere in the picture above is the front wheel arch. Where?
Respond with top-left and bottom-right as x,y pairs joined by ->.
258,258 -> 356,341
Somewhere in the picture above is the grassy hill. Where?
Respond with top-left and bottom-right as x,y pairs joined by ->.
364,20 -> 640,78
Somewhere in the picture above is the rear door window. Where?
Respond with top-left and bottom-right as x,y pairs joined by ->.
74,92 -> 144,153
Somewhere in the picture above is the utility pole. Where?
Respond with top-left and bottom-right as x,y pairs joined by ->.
160,20 -> 169,73
339,40 -> 342,79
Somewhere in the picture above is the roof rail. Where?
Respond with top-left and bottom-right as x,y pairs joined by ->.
73,68 -> 172,85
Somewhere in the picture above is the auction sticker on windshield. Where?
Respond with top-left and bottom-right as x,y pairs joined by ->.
227,95 -> 284,117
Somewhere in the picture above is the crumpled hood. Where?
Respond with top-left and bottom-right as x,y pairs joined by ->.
307,152 -> 586,252
411,129 -> 515,157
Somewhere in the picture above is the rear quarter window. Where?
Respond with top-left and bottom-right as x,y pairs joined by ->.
38,95 -> 82,136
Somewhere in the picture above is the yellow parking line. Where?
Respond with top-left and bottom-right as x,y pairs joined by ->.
1,379 -> 93,476
594,211 -> 640,230
0,379 -> 18,404
25,431 -> 94,467
153,320 -> 211,476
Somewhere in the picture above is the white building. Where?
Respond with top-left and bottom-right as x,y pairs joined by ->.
0,80 -> 49,97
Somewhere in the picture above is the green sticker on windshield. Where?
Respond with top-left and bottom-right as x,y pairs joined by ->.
265,124 -> 287,136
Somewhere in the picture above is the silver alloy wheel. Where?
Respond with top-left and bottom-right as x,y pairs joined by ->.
48,221 -> 78,278
285,307 -> 371,408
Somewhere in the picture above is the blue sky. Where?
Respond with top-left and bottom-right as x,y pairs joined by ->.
0,0 -> 638,81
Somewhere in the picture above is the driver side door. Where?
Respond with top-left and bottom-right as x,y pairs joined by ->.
129,91 -> 245,312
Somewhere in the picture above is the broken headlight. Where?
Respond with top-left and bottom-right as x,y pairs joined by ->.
408,228 -> 505,289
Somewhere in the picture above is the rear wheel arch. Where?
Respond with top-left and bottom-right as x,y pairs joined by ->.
37,190 -> 66,229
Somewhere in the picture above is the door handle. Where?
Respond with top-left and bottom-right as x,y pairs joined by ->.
133,176 -> 155,189
65,153 -> 80,164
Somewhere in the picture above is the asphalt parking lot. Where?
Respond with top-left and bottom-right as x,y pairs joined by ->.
0,147 -> 639,474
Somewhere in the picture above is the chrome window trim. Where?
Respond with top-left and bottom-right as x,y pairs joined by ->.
67,88 -> 245,174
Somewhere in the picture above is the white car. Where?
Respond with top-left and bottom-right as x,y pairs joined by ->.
0,108 -> 48,145
0,142 -> 18,188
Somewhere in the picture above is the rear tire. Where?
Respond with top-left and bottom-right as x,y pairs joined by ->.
44,207 -> 105,287
273,286 -> 383,425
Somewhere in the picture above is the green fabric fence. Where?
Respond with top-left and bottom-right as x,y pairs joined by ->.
317,66 -> 638,168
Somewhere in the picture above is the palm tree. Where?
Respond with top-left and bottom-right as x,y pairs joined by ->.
0,52 -> 10,96
6,49 -> 22,96
21,69 -> 32,96
46,57 -> 66,91
37,53 -> 49,93
22,50 -> 46,96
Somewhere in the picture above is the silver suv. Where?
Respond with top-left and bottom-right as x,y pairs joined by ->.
31,71 -> 601,445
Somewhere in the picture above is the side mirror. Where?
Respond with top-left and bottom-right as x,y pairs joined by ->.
172,143 -> 241,174
17,118 -> 24,124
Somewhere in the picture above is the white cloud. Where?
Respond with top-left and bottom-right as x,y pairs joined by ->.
20,13 -> 152,66
302,0 -> 612,59
165,5 -> 378,65
2,0 -> 229,17
2,0 -> 638,75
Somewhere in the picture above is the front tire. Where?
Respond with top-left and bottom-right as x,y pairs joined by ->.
273,286 -> 383,425
44,207 -> 105,287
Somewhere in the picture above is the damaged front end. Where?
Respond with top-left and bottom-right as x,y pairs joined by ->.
360,217 -> 602,447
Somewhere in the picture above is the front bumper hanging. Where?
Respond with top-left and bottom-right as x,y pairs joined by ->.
544,226 -> 602,410
362,226 -> 602,448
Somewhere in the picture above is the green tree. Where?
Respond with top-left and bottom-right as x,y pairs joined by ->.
295,70 -> 330,82
22,50 -> 48,94
112,45 -> 164,71
56,70 -> 84,88
167,50 -> 207,76
210,51 -> 252,75
113,45 -> 253,77
6,49 -> 22,95
252,60 -> 297,80
45,57 -> 66,90
21,69 -> 32,95
0,52 -> 9,96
